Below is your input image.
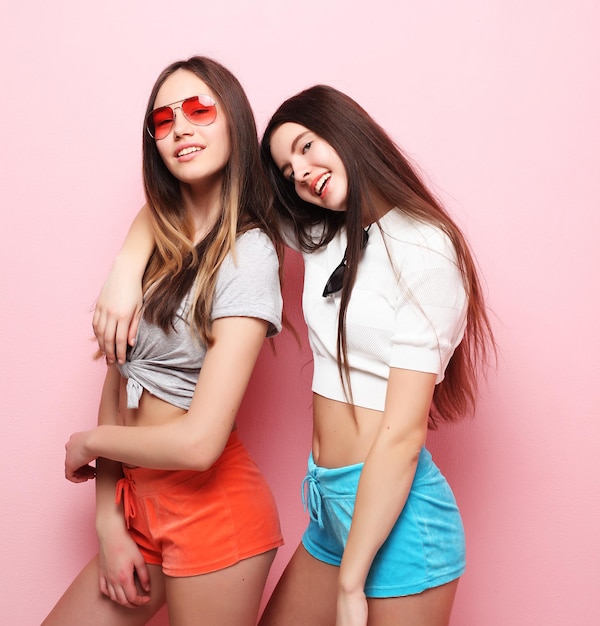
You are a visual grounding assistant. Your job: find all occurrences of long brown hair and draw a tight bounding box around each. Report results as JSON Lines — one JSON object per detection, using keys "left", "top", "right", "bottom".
{"left": 141, "top": 56, "right": 283, "bottom": 344}
{"left": 261, "top": 85, "right": 495, "bottom": 426}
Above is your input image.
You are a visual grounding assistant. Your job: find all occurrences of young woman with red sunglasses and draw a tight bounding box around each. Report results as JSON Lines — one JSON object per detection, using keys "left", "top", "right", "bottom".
{"left": 42, "top": 57, "right": 285, "bottom": 626}
{"left": 90, "top": 85, "right": 495, "bottom": 626}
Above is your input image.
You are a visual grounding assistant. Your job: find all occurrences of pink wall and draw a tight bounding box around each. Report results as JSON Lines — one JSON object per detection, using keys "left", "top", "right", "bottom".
{"left": 1, "top": 1, "right": 598, "bottom": 624}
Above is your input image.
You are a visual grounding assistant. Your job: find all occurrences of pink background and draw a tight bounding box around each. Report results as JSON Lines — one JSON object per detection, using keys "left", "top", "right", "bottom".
{"left": 1, "top": 1, "right": 599, "bottom": 624}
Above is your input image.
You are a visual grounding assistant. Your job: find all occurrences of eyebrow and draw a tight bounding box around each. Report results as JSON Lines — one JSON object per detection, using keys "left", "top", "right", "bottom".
{"left": 278, "top": 130, "right": 312, "bottom": 175}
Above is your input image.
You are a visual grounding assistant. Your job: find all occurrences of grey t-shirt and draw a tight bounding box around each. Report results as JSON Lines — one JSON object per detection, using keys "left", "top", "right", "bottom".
{"left": 118, "top": 229, "right": 282, "bottom": 410}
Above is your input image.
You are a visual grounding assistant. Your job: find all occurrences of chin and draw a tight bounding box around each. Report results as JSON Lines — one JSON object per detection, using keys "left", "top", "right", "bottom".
{"left": 323, "top": 199, "right": 346, "bottom": 212}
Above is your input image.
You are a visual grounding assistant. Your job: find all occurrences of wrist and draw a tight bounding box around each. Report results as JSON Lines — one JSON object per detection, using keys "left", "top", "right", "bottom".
{"left": 87, "top": 425, "right": 111, "bottom": 465}
{"left": 112, "top": 252, "right": 146, "bottom": 281}
{"left": 96, "top": 511, "right": 127, "bottom": 539}
{"left": 85, "top": 426, "right": 99, "bottom": 459}
{"left": 337, "top": 567, "right": 367, "bottom": 596}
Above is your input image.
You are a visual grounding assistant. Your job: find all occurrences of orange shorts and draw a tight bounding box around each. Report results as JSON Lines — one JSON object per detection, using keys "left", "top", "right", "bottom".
{"left": 115, "top": 431, "right": 283, "bottom": 577}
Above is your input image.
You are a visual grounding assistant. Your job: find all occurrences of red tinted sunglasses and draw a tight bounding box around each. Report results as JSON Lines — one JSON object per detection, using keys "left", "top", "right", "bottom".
{"left": 146, "top": 95, "right": 218, "bottom": 140}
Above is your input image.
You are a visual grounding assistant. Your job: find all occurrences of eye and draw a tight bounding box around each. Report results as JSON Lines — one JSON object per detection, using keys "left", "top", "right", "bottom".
{"left": 302, "top": 141, "right": 312, "bottom": 154}
{"left": 281, "top": 166, "right": 295, "bottom": 182}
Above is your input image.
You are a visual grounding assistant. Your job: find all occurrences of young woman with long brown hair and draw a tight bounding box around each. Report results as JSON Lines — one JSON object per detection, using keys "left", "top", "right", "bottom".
{"left": 42, "top": 56, "right": 284, "bottom": 626}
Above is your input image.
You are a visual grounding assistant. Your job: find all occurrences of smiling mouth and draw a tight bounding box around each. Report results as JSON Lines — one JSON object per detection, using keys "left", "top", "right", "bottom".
{"left": 315, "top": 172, "right": 331, "bottom": 196}
{"left": 177, "top": 146, "right": 203, "bottom": 157}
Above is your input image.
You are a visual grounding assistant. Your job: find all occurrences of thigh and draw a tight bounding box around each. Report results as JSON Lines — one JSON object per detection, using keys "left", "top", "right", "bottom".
{"left": 41, "top": 555, "right": 165, "bottom": 626}
{"left": 259, "top": 544, "right": 339, "bottom": 626}
{"left": 165, "top": 549, "right": 276, "bottom": 626}
{"left": 367, "top": 578, "right": 460, "bottom": 626}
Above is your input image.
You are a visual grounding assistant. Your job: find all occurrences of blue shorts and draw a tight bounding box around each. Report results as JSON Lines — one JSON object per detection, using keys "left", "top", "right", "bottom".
{"left": 301, "top": 448, "right": 465, "bottom": 597}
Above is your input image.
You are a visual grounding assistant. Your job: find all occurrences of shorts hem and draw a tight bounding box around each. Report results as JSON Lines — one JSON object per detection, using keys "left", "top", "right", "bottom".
{"left": 301, "top": 536, "right": 341, "bottom": 567}
{"left": 364, "top": 566, "right": 465, "bottom": 598}
{"left": 302, "top": 537, "right": 464, "bottom": 599}
{"left": 160, "top": 538, "right": 284, "bottom": 578}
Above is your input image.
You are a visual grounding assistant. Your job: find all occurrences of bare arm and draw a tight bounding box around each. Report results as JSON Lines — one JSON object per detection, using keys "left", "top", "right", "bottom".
{"left": 93, "top": 206, "right": 154, "bottom": 365}
{"left": 336, "top": 368, "right": 435, "bottom": 626}
{"left": 66, "top": 316, "right": 269, "bottom": 474}
{"left": 93, "top": 366, "right": 152, "bottom": 608}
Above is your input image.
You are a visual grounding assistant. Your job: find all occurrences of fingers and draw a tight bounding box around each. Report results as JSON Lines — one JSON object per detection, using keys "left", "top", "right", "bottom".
{"left": 114, "top": 318, "right": 131, "bottom": 366}
{"left": 93, "top": 310, "right": 136, "bottom": 365}
{"left": 100, "top": 574, "right": 150, "bottom": 608}
{"left": 97, "top": 530, "right": 153, "bottom": 609}
{"left": 92, "top": 307, "right": 108, "bottom": 358}
{"left": 101, "top": 318, "right": 119, "bottom": 365}
{"left": 133, "top": 556, "right": 151, "bottom": 595}
{"left": 125, "top": 308, "right": 142, "bottom": 356}
{"left": 107, "top": 582, "right": 143, "bottom": 608}
{"left": 121, "top": 576, "right": 151, "bottom": 607}
{"left": 99, "top": 574, "right": 109, "bottom": 597}
{"left": 93, "top": 307, "right": 114, "bottom": 364}
{"left": 65, "top": 464, "right": 96, "bottom": 483}
{"left": 92, "top": 306, "right": 103, "bottom": 348}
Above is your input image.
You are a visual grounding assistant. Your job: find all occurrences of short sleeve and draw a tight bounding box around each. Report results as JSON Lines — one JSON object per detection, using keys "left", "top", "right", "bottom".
{"left": 389, "top": 229, "right": 468, "bottom": 382}
{"left": 212, "top": 230, "right": 283, "bottom": 337}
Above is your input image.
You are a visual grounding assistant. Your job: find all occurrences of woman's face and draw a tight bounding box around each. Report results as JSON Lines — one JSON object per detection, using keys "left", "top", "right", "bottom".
{"left": 269, "top": 122, "right": 348, "bottom": 212}
{"left": 152, "top": 69, "right": 231, "bottom": 187}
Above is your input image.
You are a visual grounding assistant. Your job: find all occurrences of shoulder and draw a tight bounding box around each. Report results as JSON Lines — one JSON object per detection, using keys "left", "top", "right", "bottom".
{"left": 378, "top": 209, "right": 459, "bottom": 267}
{"left": 214, "top": 228, "right": 282, "bottom": 336}
{"left": 218, "top": 228, "right": 280, "bottom": 282}
{"left": 219, "top": 228, "right": 280, "bottom": 273}
{"left": 234, "top": 228, "right": 277, "bottom": 256}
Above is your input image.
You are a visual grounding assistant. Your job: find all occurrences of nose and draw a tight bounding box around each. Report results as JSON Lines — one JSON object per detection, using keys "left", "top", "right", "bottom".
{"left": 291, "top": 156, "right": 310, "bottom": 183}
{"left": 172, "top": 107, "right": 193, "bottom": 137}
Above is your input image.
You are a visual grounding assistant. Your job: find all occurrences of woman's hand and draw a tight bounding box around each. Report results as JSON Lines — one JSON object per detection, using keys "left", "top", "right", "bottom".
{"left": 337, "top": 588, "right": 368, "bottom": 626}
{"left": 93, "top": 206, "right": 154, "bottom": 365}
{"left": 98, "top": 526, "right": 151, "bottom": 608}
{"left": 64, "top": 430, "right": 97, "bottom": 483}
{"left": 93, "top": 273, "right": 143, "bottom": 366}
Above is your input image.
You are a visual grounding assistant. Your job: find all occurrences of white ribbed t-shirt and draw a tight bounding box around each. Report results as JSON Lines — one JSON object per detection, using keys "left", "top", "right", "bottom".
{"left": 299, "top": 209, "right": 468, "bottom": 411}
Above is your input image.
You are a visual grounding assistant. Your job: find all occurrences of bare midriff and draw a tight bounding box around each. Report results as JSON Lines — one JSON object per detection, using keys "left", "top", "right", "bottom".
{"left": 117, "top": 378, "right": 236, "bottom": 468}
{"left": 312, "top": 393, "right": 384, "bottom": 468}
{"left": 119, "top": 378, "right": 187, "bottom": 428}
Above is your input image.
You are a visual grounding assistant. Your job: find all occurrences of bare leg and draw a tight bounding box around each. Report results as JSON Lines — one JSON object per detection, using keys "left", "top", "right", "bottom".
{"left": 259, "top": 544, "right": 338, "bottom": 626}
{"left": 41, "top": 555, "right": 165, "bottom": 626}
{"left": 367, "top": 579, "right": 459, "bottom": 626}
{"left": 165, "top": 549, "right": 276, "bottom": 626}
{"left": 259, "top": 542, "right": 459, "bottom": 626}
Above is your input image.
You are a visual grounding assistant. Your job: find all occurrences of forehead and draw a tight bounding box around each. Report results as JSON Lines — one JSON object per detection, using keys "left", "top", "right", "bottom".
{"left": 154, "top": 69, "right": 214, "bottom": 107}
{"left": 269, "top": 122, "right": 311, "bottom": 166}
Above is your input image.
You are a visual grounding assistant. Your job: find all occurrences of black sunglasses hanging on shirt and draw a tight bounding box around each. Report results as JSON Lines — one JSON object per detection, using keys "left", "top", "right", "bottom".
{"left": 322, "top": 225, "right": 371, "bottom": 297}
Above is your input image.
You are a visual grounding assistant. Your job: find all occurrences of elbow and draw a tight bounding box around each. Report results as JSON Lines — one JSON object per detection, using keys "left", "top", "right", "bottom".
{"left": 173, "top": 414, "right": 233, "bottom": 472}
{"left": 405, "top": 441, "right": 424, "bottom": 469}
{"left": 385, "top": 429, "right": 426, "bottom": 467}
{"left": 393, "top": 438, "right": 423, "bottom": 469}
{"left": 179, "top": 438, "right": 223, "bottom": 472}
{"left": 190, "top": 456, "right": 219, "bottom": 473}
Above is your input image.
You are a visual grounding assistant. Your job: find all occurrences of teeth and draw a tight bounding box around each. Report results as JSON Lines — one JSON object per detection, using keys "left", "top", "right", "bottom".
{"left": 177, "top": 146, "right": 203, "bottom": 157}
{"left": 316, "top": 173, "right": 331, "bottom": 196}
